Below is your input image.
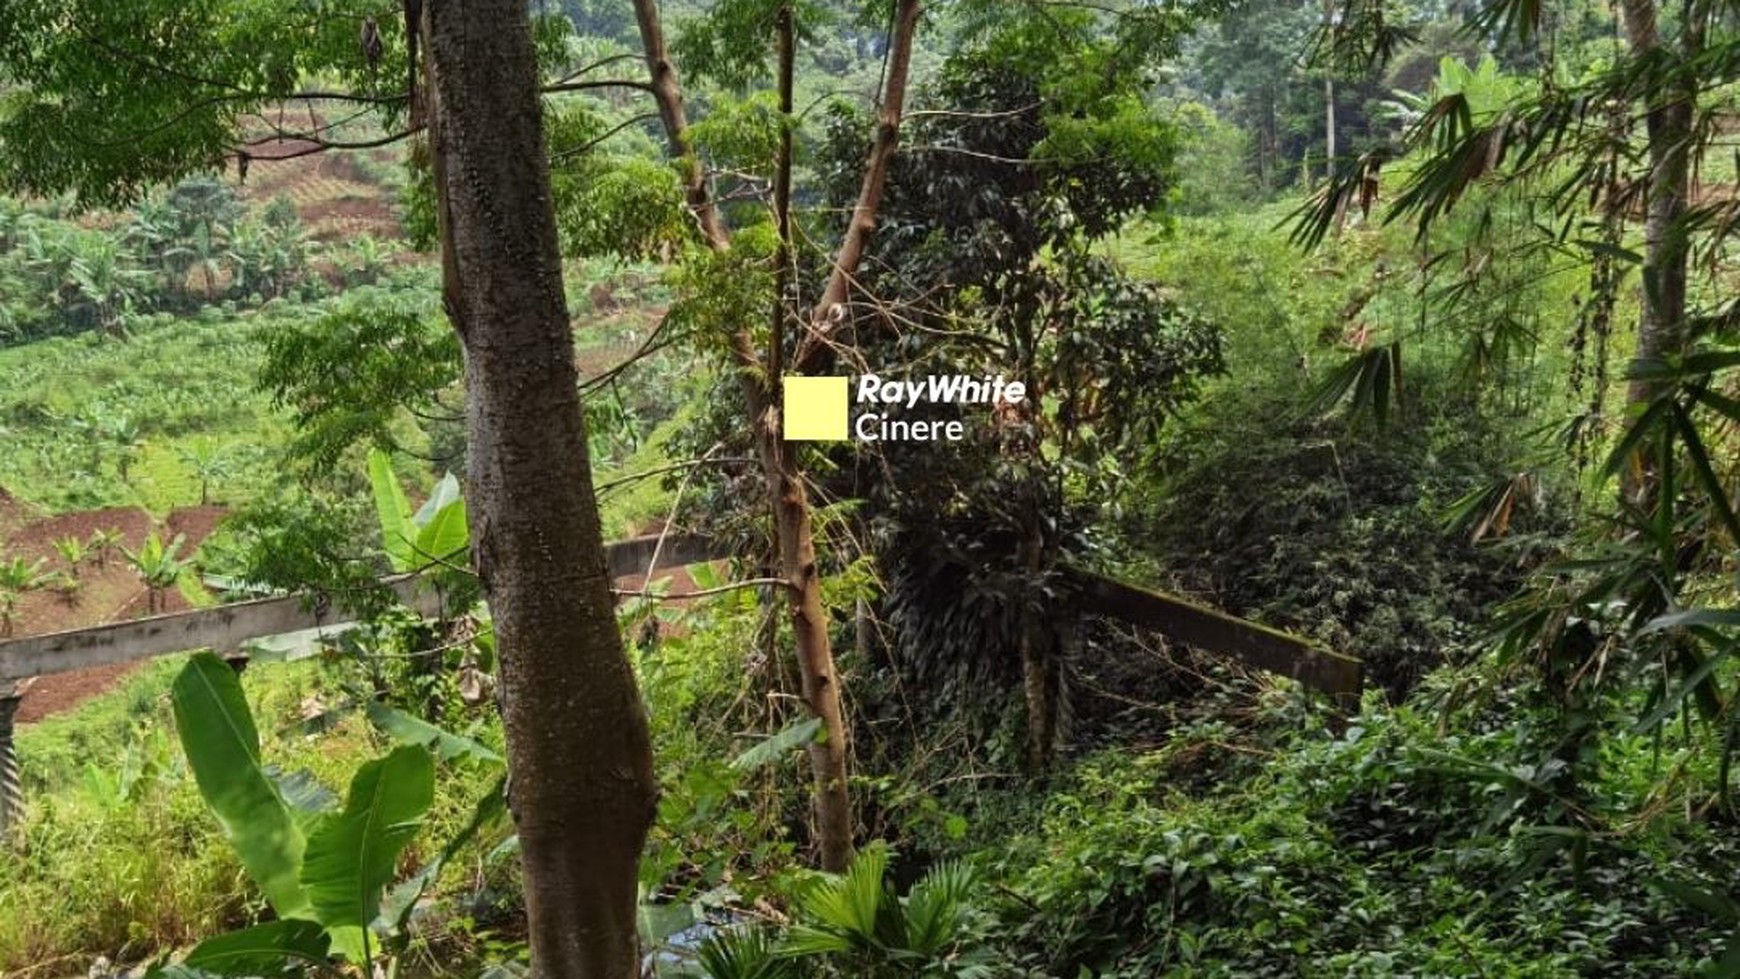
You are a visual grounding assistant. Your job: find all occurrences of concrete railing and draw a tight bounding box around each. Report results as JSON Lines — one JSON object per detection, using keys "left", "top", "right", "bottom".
{"left": 0, "top": 533, "right": 1359, "bottom": 832}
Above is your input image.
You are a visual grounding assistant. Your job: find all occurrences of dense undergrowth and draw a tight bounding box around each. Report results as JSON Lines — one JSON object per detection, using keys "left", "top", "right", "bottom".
{"left": 6, "top": 195, "right": 1740, "bottom": 979}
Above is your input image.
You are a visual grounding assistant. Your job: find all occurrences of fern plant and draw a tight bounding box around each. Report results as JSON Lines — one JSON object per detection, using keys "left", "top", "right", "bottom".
{"left": 691, "top": 845, "right": 993, "bottom": 979}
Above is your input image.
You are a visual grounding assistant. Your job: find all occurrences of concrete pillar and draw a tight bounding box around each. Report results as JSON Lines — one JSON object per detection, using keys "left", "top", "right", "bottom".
{"left": 0, "top": 687, "right": 20, "bottom": 835}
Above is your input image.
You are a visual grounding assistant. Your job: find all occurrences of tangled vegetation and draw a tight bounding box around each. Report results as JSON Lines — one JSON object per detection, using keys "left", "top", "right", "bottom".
{"left": 3, "top": 0, "right": 1740, "bottom": 976}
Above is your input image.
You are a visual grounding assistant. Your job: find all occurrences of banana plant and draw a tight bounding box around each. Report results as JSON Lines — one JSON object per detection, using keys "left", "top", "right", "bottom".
{"left": 53, "top": 535, "right": 89, "bottom": 579}
{"left": 65, "top": 236, "right": 149, "bottom": 336}
{"left": 150, "top": 652, "right": 452, "bottom": 977}
{"left": 368, "top": 448, "right": 469, "bottom": 576}
{"left": 178, "top": 440, "right": 235, "bottom": 505}
{"left": 87, "top": 526, "right": 124, "bottom": 569}
{"left": 347, "top": 234, "right": 388, "bottom": 286}
{"left": 0, "top": 554, "right": 52, "bottom": 592}
{"left": 0, "top": 554, "right": 51, "bottom": 636}
{"left": 124, "top": 532, "right": 191, "bottom": 613}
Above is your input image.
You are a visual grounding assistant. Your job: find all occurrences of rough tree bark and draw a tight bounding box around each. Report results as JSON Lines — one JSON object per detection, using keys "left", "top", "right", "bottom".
{"left": 425, "top": 3, "right": 657, "bottom": 976}
{"left": 632, "top": 0, "right": 729, "bottom": 250}
{"left": 1618, "top": 0, "right": 1696, "bottom": 501}
{"left": 632, "top": 0, "right": 922, "bottom": 873}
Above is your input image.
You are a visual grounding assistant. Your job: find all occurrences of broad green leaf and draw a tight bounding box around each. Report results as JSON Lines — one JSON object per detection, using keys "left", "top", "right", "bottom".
{"left": 171, "top": 652, "right": 309, "bottom": 918}
{"left": 381, "top": 776, "right": 508, "bottom": 935}
{"left": 300, "top": 745, "right": 436, "bottom": 962}
{"left": 413, "top": 497, "right": 469, "bottom": 568}
{"left": 176, "top": 572, "right": 218, "bottom": 608}
{"left": 268, "top": 766, "right": 340, "bottom": 833}
{"left": 731, "top": 717, "right": 822, "bottom": 771}
{"left": 366, "top": 700, "right": 502, "bottom": 765}
{"left": 690, "top": 560, "right": 725, "bottom": 590}
{"left": 1716, "top": 929, "right": 1740, "bottom": 979}
{"left": 180, "top": 919, "right": 331, "bottom": 976}
{"left": 412, "top": 472, "right": 463, "bottom": 526}
{"left": 368, "top": 448, "right": 416, "bottom": 573}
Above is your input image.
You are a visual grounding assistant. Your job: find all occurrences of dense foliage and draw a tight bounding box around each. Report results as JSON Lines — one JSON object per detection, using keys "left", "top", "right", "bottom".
{"left": 4, "top": 0, "right": 1740, "bottom": 976}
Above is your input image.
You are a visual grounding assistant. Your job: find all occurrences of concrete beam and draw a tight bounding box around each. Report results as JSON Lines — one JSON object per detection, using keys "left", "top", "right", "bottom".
{"left": 1065, "top": 565, "right": 1362, "bottom": 701}
{"left": 0, "top": 534, "right": 730, "bottom": 684}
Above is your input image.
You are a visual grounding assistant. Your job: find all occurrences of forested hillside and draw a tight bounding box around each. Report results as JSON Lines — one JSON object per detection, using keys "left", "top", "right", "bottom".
{"left": 1, "top": 0, "right": 1739, "bottom": 976}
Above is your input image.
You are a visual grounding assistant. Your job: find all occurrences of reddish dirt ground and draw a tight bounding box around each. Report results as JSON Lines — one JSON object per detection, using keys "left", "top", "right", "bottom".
{"left": 0, "top": 487, "right": 41, "bottom": 536}
{"left": 165, "top": 505, "right": 229, "bottom": 549}
{"left": 3, "top": 500, "right": 718, "bottom": 722}
{"left": 613, "top": 520, "right": 729, "bottom": 640}
{"left": 243, "top": 143, "right": 403, "bottom": 242}
{"left": 2, "top": 498, "right": 230, "bottom": 724}
{"left": 13, "top": 663, "right": 148, "bottom": 725}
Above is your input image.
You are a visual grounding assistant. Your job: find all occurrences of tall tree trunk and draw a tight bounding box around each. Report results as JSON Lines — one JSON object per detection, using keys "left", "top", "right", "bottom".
{"left": 759, "top": 0, "right": 854, "bottom": 874}
{"left": 632, "top": 0, "right": 921, "bottom": 873}
{"left": 632, "top": 0, "right": 728, "bottom": 250}
{"left": 425, "top": 3, "right": 656, "bottom": 977}
{"left": 1018, "top": 485, "right": 1058, "bottom": 771}
{"left": 756, "top": 406, "right": 856, "bottom": 869}
{"left": 1323, "top": 75, "right": 1336, "bottom": 184}
{"left": 1619, "top": 0, "right": 1696, "bottom": 500}
{"left": 1321, "top": 0, "right": 1336, "bottom": 184}
{"left": 792, "top": 0, "right": 924, "bottom": 373}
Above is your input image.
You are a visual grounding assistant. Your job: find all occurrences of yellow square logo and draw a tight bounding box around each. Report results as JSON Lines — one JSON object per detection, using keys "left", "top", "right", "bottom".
{"left": 782, "top": 375, "right": 849, "bottom": 441}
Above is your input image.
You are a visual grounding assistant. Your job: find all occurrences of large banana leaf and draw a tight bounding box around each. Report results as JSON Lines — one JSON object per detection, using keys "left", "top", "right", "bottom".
{"left": 178, "top": 919, "right": 331, "bottom": 976}
{"left": 368, "top": 448, "right": 416, "bottom": 572}
{"left": 300, "top": 744, "right": 436, "bottom": 962}
{"left": 171, "top": 652, "right": 309, "bottom": 918}
{"left": 408, "top": 471, "right": 469, "bottom": 572}
{"left": 380, "top": 774, "right": 509, "bottom": 936}
{"left": 366, "top": 700, "right": 502, "bottom": 765}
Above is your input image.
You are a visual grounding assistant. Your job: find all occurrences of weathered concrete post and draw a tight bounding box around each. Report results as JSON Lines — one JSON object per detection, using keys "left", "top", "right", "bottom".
{"left": 0, "top": 684, "right": 21, "bottom": 834}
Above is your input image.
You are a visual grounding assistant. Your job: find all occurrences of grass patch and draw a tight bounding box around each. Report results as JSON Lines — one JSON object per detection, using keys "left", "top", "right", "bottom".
{"left": 0, "top": 311, "right": 298, "bottom": 516}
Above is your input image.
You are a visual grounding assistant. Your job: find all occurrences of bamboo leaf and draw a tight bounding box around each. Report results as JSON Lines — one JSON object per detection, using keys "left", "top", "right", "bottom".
{"left": 1600, "top": 398, "right": 1671, "bottom": 480}
{"left": 1647, "top": 878, "right": 1740, "bottom": 921}
{"left": 1672, "top": 404, "right": 1740, "bottom": 545}
{"left": 1639, "top": 608, "right": 1740, "bottom": 634}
